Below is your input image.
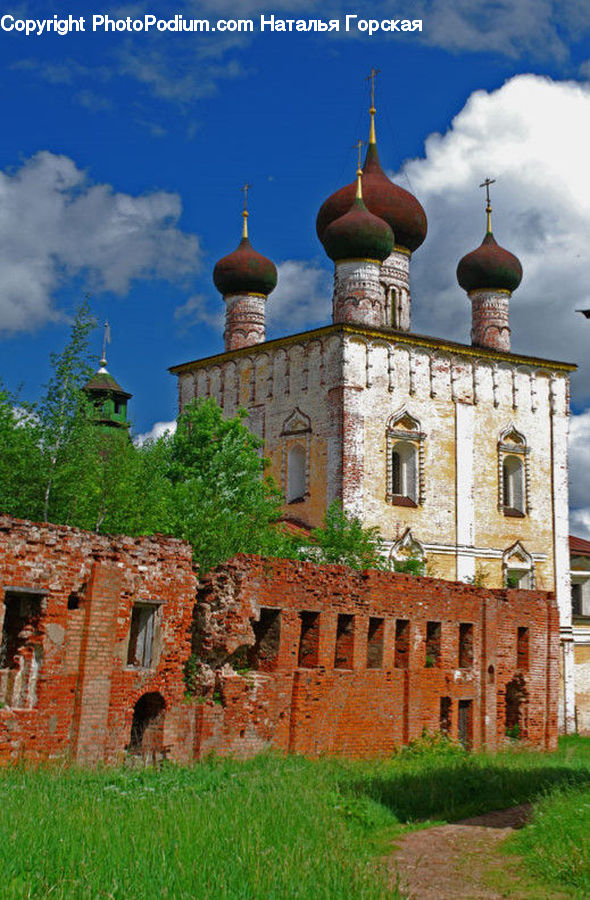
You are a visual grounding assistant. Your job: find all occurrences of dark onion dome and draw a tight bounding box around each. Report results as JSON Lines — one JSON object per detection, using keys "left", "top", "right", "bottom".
{"left": 457, "top": 231, "right": 523, "bottom": 293}
{"left": 321, "top": 172, "right": 394, "bottom": 263}
{"left": 213, "top": 214, "right": 277, "bottom": 297}
{"left": 316, "top": 142, "right": 427, "bottom": 253}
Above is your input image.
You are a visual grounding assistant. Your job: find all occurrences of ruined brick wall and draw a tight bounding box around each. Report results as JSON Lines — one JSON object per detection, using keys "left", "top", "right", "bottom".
{"left": 192, "top": 556, "right": 559, "bottom": 758}
{"left": 0, "top": 520, "right": 559, "bottom": 764}
{"left": 0, "top": 516, "right": 198, "bottom": 765}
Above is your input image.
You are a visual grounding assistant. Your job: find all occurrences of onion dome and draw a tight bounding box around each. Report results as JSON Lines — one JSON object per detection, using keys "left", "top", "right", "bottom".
{"left": 316, "top": 107, "right": 427, "bottom": 253}
{"left": 457, "top": 187, "right": 522, "bottom": 293}
{"left": 321, "top": 162, "right": 394, "bottom": 263}
{"left": 213, "top": 208, "right": 277, "bottom": 297}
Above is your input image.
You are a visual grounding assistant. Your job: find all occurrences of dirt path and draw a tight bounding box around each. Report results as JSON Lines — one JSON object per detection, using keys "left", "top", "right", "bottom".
{"left": 384, "top": 804, "right": 570, "bottom": 899}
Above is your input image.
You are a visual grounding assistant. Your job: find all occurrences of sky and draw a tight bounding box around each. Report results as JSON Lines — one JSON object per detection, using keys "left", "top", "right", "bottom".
{"left": 1, "top": 1, "right": 590, "bottom": 531}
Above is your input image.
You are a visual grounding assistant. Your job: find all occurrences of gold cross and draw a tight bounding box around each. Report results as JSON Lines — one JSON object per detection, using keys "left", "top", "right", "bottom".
{"left": 241, "top": 182, "right": 251, "bottom": 212}
{"left": 353, "top": 139, "right": 365, "bottom": 170}
{"left": 366, "top": 67, "right": 380, "bottom": 108}
{"left": 479, "top": 177, "right": 495, "bottom": 207}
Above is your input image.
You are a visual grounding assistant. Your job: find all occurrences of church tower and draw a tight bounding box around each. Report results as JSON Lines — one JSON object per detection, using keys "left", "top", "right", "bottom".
{"left": 83, "top": 322, "right": 131, "bottom": 430}
{"left": 316, "top": 70, "right": 427, "bottom": 331}
{"left": 457, "top": 179, "right": 523, "bottom": 352}
{"left": 213, "top": 186, "right": 277, "bottom": 352}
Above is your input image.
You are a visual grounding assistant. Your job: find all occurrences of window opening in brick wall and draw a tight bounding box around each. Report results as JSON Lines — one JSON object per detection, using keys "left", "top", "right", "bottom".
{"left": 458, "top": 699, "right": 473, "bottom": 748}
{"left": 127, "top": 604, "right": 157, "bottom": 668}
{"left": 440, "top": 697, "right": 452, "bottom": 735}
{"left": 367, "top": 617, "right": 384, "bottom": 669}
{"left": 129, "top": 691, "right": 166, "bottom": 757}
{"left": 298, "top": 611, "right": 320, "bottom": 668}
{"left": 0, "top": 591, "right": 44, "bottom": 709}
{"left": 334, "top": 614, "right": 355, "bottom": 669}
{"left": 249, "top": 608, "right": 281, "bottom": 671}
{"left": 425, "top": 621, "right": 441, "bottom": 667}
{"left": 394, "top": 619, "right": 410, "bottom": 668}
{"left": 505, "top": 674, "right": 528, "bottom": 740}
{"left": 516, "top": 627, "right": 529, "bottom": 671}
{"left": 459, "top": 623, "right": 474, "bottom": 669}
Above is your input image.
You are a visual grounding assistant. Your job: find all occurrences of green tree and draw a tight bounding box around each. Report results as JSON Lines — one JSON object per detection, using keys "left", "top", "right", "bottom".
{"left": 165, "top": 398, "right": 295, "bottom": 571}
{"left": 0, "top": 385, "right": 43, "bottom": 520}
{"left": 308, "top": 501, "right": 388, "bottom": 570}
{"left": 36, "top": 300, "right": 97, "bottom": 523}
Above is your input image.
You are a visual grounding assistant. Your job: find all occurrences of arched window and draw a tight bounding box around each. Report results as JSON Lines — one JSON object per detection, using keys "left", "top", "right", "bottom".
{"left": 391, "top": 441, "right": 418, "bottom": 503}
{"left": 503, "top": 541, "right": 534, "bottom": 589}
{"left": 503, "top": 455, "right": 524, "bottom": 515}
{"left": 386, "top": 409, "right": 424, "bottom": 507}
{"left": 498, "top": 426, "right": 529, "bottom": 517}
{"left": 287, "top": 444, "right": 306, "bottom": 503}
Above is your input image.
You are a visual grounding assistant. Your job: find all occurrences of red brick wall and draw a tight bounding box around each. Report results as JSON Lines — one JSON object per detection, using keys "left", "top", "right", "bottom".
{"left": 0, "top": 519, "right": 559, "bottom": 764}
{"left": 0, "top": 516, "right": 197, "bottom": 765}
{"left": 194, "top": 557, "right": 559, "bottom": 757}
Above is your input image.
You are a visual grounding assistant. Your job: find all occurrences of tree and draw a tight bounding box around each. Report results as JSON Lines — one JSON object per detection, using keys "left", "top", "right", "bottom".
{"left": 307, "top": 501, "right": 388, "bottom": 570}
{"left": 36, "top": 300, "right": 97, "bottom": 523}
{"left": 165, "top": 398, "right": 294, "bottom": 571}
{"left": 0, "top": 385, "right": 43, "bottom": 521}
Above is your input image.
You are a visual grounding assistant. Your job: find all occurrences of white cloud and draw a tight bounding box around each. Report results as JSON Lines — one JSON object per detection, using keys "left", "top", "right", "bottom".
{"left": 0, "top": 151, "right": 201, "bottom": 334}
{"left": 176, "top": 260, "right": 332, "bottom": 337}
{"left": 267, "top": 261, "right": 332, "bottom": 336}
{"left": 134, "top": 419, "right": 177, "bottom": 445}
{"left": 396, "top": 75, "right": 590, "bottom": 408}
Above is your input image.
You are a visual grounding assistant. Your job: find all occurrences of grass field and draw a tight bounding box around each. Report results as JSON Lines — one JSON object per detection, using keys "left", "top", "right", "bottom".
{"left": 0, "top": 736, "right": 589, "bottom": 899}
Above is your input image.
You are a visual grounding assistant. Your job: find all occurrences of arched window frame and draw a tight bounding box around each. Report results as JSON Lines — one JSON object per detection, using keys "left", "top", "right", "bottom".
{"left": 389, "top": 528, "right": 426, "bottom": 574}
{"left": 498, "top": 425, "right": 530, "bottom": 517}
{"left": 386, "top": 409, "right": 425, "bottom": 507}
{"left": 281, "top": 408, "right": 311, "bottom": 504}
{"left": 503, "top": 541, "right": 535, "bottom": 589}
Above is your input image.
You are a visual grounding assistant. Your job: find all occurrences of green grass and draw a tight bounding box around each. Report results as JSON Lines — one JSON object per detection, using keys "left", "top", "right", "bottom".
{"left": 0, "top": 737, "right": 589, "bottom": 899}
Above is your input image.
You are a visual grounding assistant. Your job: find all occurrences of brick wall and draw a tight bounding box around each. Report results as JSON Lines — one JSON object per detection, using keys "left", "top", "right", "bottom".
{"left": 0, "top": 517, "right": 559, "bottom": 764}
{"left": 193, "top": 556, "right": 559, "bottom": 757}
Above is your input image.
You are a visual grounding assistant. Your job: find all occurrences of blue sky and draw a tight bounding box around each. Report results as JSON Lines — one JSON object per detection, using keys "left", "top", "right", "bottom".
{"left": 2, "top": 1, "right": 590, "bottom": 528}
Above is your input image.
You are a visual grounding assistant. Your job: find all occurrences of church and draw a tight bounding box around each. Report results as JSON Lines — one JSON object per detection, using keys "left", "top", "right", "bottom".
{"left": 170, "top": 93, "right": 576, "bottom": 733}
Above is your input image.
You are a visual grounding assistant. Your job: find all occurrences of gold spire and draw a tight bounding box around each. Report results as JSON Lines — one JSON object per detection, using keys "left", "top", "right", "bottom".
{"left": 241, "top": 182, "right": 251, "bottom": 239}
{"left": 354, "top": 139, "right": 365, "bottom": 198}
{"left": 366, "top": 67, "right": 380, "bottom": 144}
{"left": 99, "top": 320, "right": 110, "bottom": 372}
{"left": 479, "top": 177, "right": 495, "bottom": 234}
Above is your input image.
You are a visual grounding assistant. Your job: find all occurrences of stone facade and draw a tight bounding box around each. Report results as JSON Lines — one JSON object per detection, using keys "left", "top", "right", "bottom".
{"left": 0, "top": 517, "right": 558, "bottom": 763}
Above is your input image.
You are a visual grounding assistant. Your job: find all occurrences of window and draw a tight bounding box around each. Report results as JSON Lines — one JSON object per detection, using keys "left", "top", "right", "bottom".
{"left": 394, "top": 619, "right": 410, "bottom": 669}
{"left": 287, "top": 444, "right": 306, "bottom": 503}
{"left": 458, "top": 623, "right": 474, "bottom": 669}
{"left": 458, "top": 699, "right": 473, "bottom": 748}
{"left": 386, "top": 409, "right": 424, "bottom": 507}
{"left": 127, "top": 604, "right": 158, "bottom": 668}
{"left": 281, "top": 408, "right": 311, "bottom": 504}
{"left": 0, "top": 589, "right": 45, "bottom": 709}
{"left": 334, "top": 614, "right": 354, "bottom": 669}
{"left": 250, "top": 608, "right": 281, "bottom": 671}
{"left": 503, "top": 456, "right": 524, "bottom": 515}
{"left": 391, "top": 441, "right": 418, "bottom": 504}
{"left": 572, "top": 583, "right": 583, "bottom": 617}
{"left": 298, "top": 612, "right": 320, "bottom": 668}
{"left": 425, "top": 622, "right": 441, "bottom": 668}
{"left": 367, "top": 617, "right": 384, "bottom": 669}
{"left": 498, "top": 426, "right": 529, "bottom": 516}
{"left": 503, "top": 542, "right": 534, "bottom": 590}
{"left": 440, "top": 697, "right": 452, "bottom": 735}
